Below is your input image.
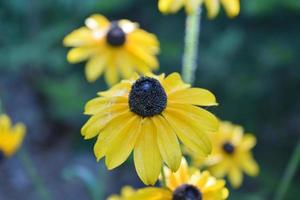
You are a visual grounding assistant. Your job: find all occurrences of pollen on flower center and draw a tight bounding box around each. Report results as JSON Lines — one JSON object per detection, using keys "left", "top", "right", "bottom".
{"left": 106, "top": 22, "right": 126, "bottom": 47}
{"left": 223, "top": 142, "right": 235, "bottom": 154}
{"left": 129, "top": 77, "right": 167, "bottom": 117}
{"left": 172, "top": 184, "right": 202, "bottom": 200}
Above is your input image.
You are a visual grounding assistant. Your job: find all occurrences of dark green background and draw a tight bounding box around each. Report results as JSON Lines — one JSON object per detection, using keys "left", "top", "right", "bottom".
{"left": 0, "top": 0, "right": 299, "bottom": 199}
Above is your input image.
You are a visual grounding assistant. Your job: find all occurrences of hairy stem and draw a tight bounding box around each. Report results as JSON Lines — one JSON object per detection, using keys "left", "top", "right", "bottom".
{"left": 182, "top": 6, "right": 202, "bottom": 84}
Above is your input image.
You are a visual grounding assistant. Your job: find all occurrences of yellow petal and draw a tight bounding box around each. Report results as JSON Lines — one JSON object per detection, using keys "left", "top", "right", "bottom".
{"left": 98, "top": 82, "right": 131, "bottom": 98}
{"left": 63, "top": 27, "right": 94, "bottom": 47}
{"left": 84, "top": 96, "right": 127, "bottom": 115}
{"left": 162, "top": 72, "right": 190, "bottom": 94}
{"left": 81, "top": 105, "right": 128, "bottom": 139}
{"left": 185, "top": 0, "right": 202, "bottom": 14}
{"left": 104, "top": 60, "right": 119, "bottom": 86}
{"left": 0, "top": 114, "right": 11, "bottom": 133}
{"left": 163, "top": 108, "right": 212, "bottom": 157}
{"left": 93, "top": 111, "right": 135, "bottom": 160}
{"left": 168, "top": 88, "right": 218, "bottom": 106}
{"left": 240, "top": 134, "right": 256, "bottom": 150}
{"left": 240, "top": 153, "right": 259, "bottom": 176}
{"left": 129, "top": 187, "right": 172, "bottom": 200}
{"left": 221, "top": 0, "right": 240, "bottom": 18}
{"left": 105, "top": 116, "right": 141, "bottom": 169}
{"left": 127, "top": 30, "right": 159, "bottom": 54}
{"left": 134, "top": 118, "right": 162, "bottom": 185}
{"left": 85, "top": 14, "right": 109, "bottom": 30}
{"left": 209, "top": 161, "right": 229, "bottom": 178}
{"left": 228, "top": 166, "right": 243, "bottom": 188}
{"left": 85, "top": 55, "right": 107, "bottom": 82}
{"left": 168, "top": 103, "right": 219, "bottom": 133}
{"left": 158, "top": 0, "right": 184, "bottom": 14}
{"left": 204, "top": 0, "right": 220, "bottom": 19}
{"left": 152, "top": 115, "right": 182, "bottom": 172}
{"left": 67, "top": 47, "right": 96, "bottom": 63}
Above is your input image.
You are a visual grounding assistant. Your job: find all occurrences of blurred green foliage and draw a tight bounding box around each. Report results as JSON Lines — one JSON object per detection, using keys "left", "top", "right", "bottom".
{"left": 0, "top": 0, "right": 299, "bottom": 199}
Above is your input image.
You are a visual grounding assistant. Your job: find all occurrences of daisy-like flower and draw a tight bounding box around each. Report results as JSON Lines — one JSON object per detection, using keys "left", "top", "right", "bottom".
{"left": 64, "top": 14, "right": 159, "bottom": 85}
{"left": 0, "top": 114, "right": 26, "bottom": 161}
{"left": 158, "top": 0, "right": 240, "bottom": 18}
{"left": 190, "top": 121, "right": 259, "bottom": 188}
{"left": 125, "top": 158, "right": 229, "bottom": 200}
{"left": 81, "top": 72, "right": 219, "bottom": 185}
{"left": 107, "top": 186, "right": 135, "bottom": 200}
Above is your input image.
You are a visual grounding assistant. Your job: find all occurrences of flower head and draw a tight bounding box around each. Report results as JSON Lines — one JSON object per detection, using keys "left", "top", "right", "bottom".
{"left": 64, "top": 14, "right": 159, "bottom": 85}
{"left": 124, "top": 158, "right": 228, "bottom": 200}
{"left": 81, "top": 72, "right": 219, "bottom": 185}
{"left": 190, "top": 121, "right": 259, "bottom": 188}
{"left": 0, "top": 114, "right": 26, "bottom": 160}
{"left": 158, "top": 0, "right": 240, "bottom": 18}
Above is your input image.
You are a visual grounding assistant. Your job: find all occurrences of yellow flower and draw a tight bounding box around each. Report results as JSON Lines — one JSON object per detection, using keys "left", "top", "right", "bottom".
{"left": 158, "top": 0, "right": 240, "bottom": 18}
{"left": 81, "top": 72, "right": 219, "bottom": 185}
{"left": 0, "top": 114, "right": 26, "bottom": 159}
{"left": 64, "top": 14, "right": 159, "bottom": 85}
{"left": 191, "top": 121, "right": 259, "bottom": 188}
{"left": 126, "top": 158, "right": 229, "bottom": 200}
{"left": 107, "top": 186, "right": 135, "bottom": 200}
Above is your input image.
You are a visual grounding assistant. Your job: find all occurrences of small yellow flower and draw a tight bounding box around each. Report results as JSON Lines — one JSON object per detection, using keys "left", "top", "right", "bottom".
{"left": 81, "top": 72, "right": 219, "bottom": 185}
{"left": 126, "top": 158, "right": 229, "bottom": 200}
{"left": 107, "top": 186, "right": 135, "bottom": 200}
{"left": 64, "top": 14, "right": 159, "bottom": 85}
{"left": 158, "top": 0, "right": 240, "bottom": 18}
{"left": 190, "top": 121, "right": 259, "bottom": 188}
{"left": 0, "top": 114, "right": 26, "bottom": 159}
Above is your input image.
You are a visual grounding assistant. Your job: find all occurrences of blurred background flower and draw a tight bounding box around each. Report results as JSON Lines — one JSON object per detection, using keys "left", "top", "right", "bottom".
{"left": 0, "top": 0, "right": 299, "bottom": 199}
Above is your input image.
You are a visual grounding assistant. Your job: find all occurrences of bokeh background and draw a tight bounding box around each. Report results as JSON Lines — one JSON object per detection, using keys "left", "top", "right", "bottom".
{"left": 0, "top": 0, "right": 300, "bottom": 199}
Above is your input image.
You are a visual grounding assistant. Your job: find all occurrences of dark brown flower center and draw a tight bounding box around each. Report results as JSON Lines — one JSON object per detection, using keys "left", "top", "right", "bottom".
{"left": 173, "top": 184, "right": 202, "bottom": 200}
{"left": 129, "top": 77, "right": 167, "bottom": 117}
{"left": 223, "top": 142, "right": 235, "bottom": 154}
{"left": 106, "top": 22, "right": 126, "bottom": 47}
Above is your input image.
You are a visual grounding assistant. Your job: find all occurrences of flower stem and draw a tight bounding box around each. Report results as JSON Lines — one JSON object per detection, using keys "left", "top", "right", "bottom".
{"left": 182, "top": 6, "right": 202, "bottom": 84}
{"left": 160, "top": 166, "right": 167, "bottom": 188}
{"left": 18, "top": 149, "right": 52, "bottom": 200}
{"left": 274, "top": 140, "right": 300, "bottom": 200}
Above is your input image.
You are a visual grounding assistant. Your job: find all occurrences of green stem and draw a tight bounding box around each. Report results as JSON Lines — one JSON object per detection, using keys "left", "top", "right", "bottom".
{"left": 160, "top": 166, "right": 167, "bottom": 188}
{"left": 18, "top": 149, "right": 52, "bottom": 200}
{"left": 274, "top": 140, "right": 300, "bottom": 200}
{"left": 182, "top": 6, "right": 202, "bottom": 84}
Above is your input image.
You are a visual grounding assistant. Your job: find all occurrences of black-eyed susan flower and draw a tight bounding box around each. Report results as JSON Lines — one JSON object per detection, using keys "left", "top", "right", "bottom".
{"left": 0, "top": 114, "right": 25, "bottom": 160}
{"left": 125, "top": 158, "right": 228, "bottom": 200}
{"left": 64, "top": 14, "right": 159, "bottom": 85}
{"left": 107, "top": 186, "right": 135, "bottom": 200}
{"left": 190, "top": 121, "right": 259, "bottom": 188}
{"left": 81, "top": 72, "right": 219, "bottom": 185}
{"left": 158, "top": 0, "right": 240, "bottom": 18}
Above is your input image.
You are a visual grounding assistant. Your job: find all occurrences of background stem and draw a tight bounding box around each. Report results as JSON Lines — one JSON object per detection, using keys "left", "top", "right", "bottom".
{"left": 182, "top": 6, "right": 202, "bottom": 84}
{"left": 274, "top": 140, "right": 300, "bottom": 200}
{"left": 18, "top": 149, "right": 51, "bottom": 200}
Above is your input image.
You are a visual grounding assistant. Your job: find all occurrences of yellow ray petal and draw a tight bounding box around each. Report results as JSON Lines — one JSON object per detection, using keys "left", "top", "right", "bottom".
{"left": 168, "top": 103, "right": 219, "bottom": 133}
{"left": 158, "top": 0, "right": 185, "bottom": 14}
{"left": 134, "top": 118, "right": 162, "bottom": 185}
{"left": 240, "top": 134, "right": 256, "bottom": 150}
{"left": 85, "top": 14, "right": 109, "bottom": 30}
{"left": 105, "top": 116, "right": 142, "bottom": 169}
{"left": 98, "top": 82, "right": 131, "bottom": 98}
{"left": 85, "top": 55, "right": 107, "bottom": 82}
{"left": 163, "top": 108, "right": 212, "bottom": 157}
{"left": 228, "top": 166, "right": 243, "bottom": 188}
{"left": 129, "top": 187, "right": 172, "bottom": 200}
{"left": 162, "top": 72, "right": 190, "bottom": 94}
{"left": 152, "top": 115, "right": 182, "bottom": 172}
{"left": 240, "top": 152, "right": 259, "bottom": 176}
{"left": 204, "top": 0, "right": 220, "bottom": 19}
{"left": 168, "top": 88, "right": 218, "bottom": 106}
{"left": 84, "top": 96, "right": 128, "bottom": 115}
{"left": 220, "top": 0, "right": 240, "bottom": 18}
{"left": 127, "top": 30, "right": 159, "bottom": 54}
{"left": 104, "top": 57, "right": 119, "bottom": 86}
{"left": 93, "top": 111, "right": 135, "bottom": 160}
{"left": 67, "top": 47, "right": 97, "bottom": 63}
{"left": 63, "top": 27, "right": 94, "bottom": 47}
{"left": 81, "top": 105, "right": 128, "bottom": 139}
{"left": 0, "top": 114, "right": 11, "bottom": 134}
